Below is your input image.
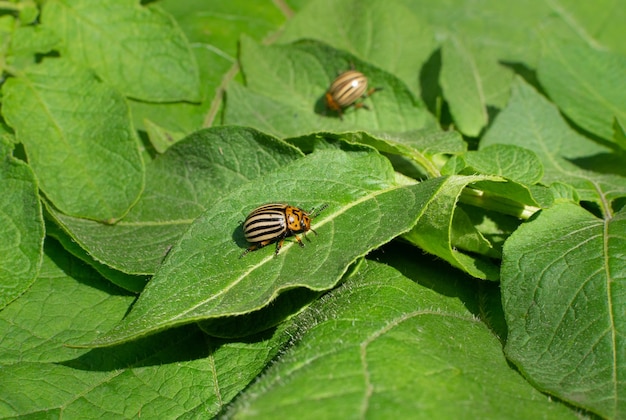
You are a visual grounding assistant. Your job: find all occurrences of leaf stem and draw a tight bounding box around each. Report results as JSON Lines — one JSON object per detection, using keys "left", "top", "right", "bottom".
{"left": 460, "top": 187, "right": 541, "bottom": 220}
{"left": 410, "top": 151, "right": 441, "bottom": 178}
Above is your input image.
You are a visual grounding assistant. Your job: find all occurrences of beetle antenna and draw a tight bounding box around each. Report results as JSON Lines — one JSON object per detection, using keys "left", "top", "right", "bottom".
{"left": 311, "top": 203, "right": 328, "bottom": 218}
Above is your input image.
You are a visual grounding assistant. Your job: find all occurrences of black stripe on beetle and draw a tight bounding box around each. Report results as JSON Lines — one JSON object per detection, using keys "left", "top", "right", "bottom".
{"left": 240, "top": 203, "right": 328, "bottom": 258}
{"left": 325, "top": 70, "right": 381, "bottom": 119}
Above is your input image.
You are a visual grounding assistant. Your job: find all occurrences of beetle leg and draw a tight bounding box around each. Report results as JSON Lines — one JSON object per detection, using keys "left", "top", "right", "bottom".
{"left": 273, "top": 230, "right": 290, "bottom": 256}
{"left": 366, "top": 87, "right": 383, "bottom": 97}
{"left": 240, "top": 239, "right": 271, "bottom": 258}
{"left": 274, "top": 237, "right": 286, "bottom": 256}
{"left": 294, "top": 235, "right": 305, "bottom": 247}
{"left": 353, "top": 86, "right": 382, "bottom": 113}
{"left": 239, "top": 244, "right": 257, "bottom": 258}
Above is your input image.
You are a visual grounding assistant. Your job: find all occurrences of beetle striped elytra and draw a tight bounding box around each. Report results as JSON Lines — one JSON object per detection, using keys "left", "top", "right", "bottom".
{"left": 239, "top": 203, "right": 328, "bottom": 258}
{"left": 325, "top": 69, "right": 381, "bottom": 119}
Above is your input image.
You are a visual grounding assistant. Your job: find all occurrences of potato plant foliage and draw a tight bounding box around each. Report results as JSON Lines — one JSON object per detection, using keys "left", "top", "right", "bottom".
{"left": 1, "top": 0, "right": 625, "bottom": 418}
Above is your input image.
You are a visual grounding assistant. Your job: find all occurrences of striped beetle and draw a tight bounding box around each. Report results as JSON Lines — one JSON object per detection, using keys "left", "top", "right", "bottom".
{"left": 240, "top": 203, "right": 328, "bottom": 258}
{"left": 325, "top": 69, "right": 380, "bottom": 119}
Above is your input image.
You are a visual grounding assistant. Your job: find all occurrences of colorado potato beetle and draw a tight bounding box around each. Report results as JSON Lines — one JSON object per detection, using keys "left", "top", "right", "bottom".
{"left": 325, "top": 70, "right": 380, "bottom": 119}
{"left": 240, "top": 203, "right": 328, "bottom": 258}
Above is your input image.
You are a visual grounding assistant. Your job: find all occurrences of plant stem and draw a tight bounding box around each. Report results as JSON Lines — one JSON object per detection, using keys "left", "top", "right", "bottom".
{"left": 460, "top": 187, "right": 541, "bottom": 220}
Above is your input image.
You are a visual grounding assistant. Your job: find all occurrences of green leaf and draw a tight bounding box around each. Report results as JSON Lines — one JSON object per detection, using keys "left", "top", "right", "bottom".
{"left": 0, "top": 152, "right": 44, "bottom": 309}
{"left": 224, "top": 258, "right": 575, "bottom": 418}
{"left": 538, "top": 40, "right": 626, "bottom": 143}
{"left": 17, "top": 1, "right": 39, "bottom": 24}
{"left": 455, "top": 203, "right": 522, "bottom": 259}
{"left": 502, "top": 204, "right": 626, "bottom": 419}
{"left": 8, "top": 25, "right": 61, "bottom": 66}
{"left": 548, "top": 182, "right": 580, "bottom": 205}
{"left": 2, "top": 58, "right": 145, "bottom": 221}
{"left": 143, "top": 118, "right": 186, "bottom": 154}
{"left": 482, "top": 77, "right": 626, "bottom": 209}
{"left": 0, "top": 241, "right": 135, "bottom": 364}
{"left": 403, "top": 175, "right": 502, "bottom": 280}
{"left": 615, "top": 117, "right": 626, "bottom": 149}
{"left": 288, "top": 129, "right": 466, "bottom": 179}
{"left": 0, "top": 15, "right": 14, "bottom": 58}
{"left": 41, "top": 0, "right": 200, "bottom": 102}
{"left": 0, "top": 328, "right": 286, "bottom": 418}
{"left": 2, "top": 3, "right": 624, "bottom": 416}
{"left": 440, "top": 35, "right": 489, "bottom": 137}
{"left": 537, "top": 0, "right": 626, "bottom": 56}
{"left": 368, "top": 129, "right": 467, "bottom": 157}
{"left": 403, "top": 1, "right": 536, "bottom": 117}
{"left": 46, "top": 126, "right": 303, "bottom": 275}
{"left": 45, "top": 222, "right": 148, "bottom": 293}
{"left": 0, "top": 135, "right": 11, "bottom": 155}
{"left": 162, "top": 0, "right": 285, "bottom": 55}
{"left": 451, "top": 144, "right": 544, "bottom": 185}
{"left": 401, "top": 1, "right": 546, "bottom": 66}
{"left": 470, "top": 183, "right": 542, "bottom": 222}
{"left": 86, "top": 149, "right": 443, "bottom": 347}
{"left": 130, "top": 0, "right": 285, "bottom": 138}
{"left": 279, "top": 0, "right": 437, "bottom": 96}
{"left": 197, "top": 287, "right": 323, "bottom": 339}
{"left": 450, "top": 206, "right": 499, "bottom": 258}
{"left": 225, "top": 38, "right": 437, "bottom": 138}
{"left": 0, "top": 242, "right": 286, "bottom": 418}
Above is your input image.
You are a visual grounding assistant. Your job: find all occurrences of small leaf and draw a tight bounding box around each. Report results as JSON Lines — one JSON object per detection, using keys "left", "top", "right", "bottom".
{"left": 0, "top": 151, "right": 44, "bottom": 309}
{"left": 538, "top": 40, "right": 626, "bottom": 143}
{"left": 8, "top": 25, "right": 61, "bottom": 62}
{"left": 0, "top": 15, "right": 13, "bottom": 56}
{"left": 403, "top": 175, "right": 502, "bottom": 280}
{"left": 2, "top": 58, "right": 145, "bottom": 221}
{"left": 457, "top": 144, "right": 544, "bottom": 185}
{"left": 224, "top": 259, "right": 575, "bottom": 418}
{"left": 86, "top": 149, "right": 443, "bottom": 347}
{"left": 549, "top": 182, "right": 580, "bottom": 204}
{"left": 47, "top": 127, "right": 303, "bottom": 275}
{"left": 143, "top": 118, "right": 186, "bottom": 154}
{"left": 42, "top": 0, "right": 201, "bottom": 102}
{"left": 455, "top": 203, "right": 522, "bottom": 259}
{"left": 502, "top": 204, "right": 626, "bottom": 418}
{"left": 440, "top": 35, "right": 489, "bottom": 137}
{"left": 482, "top": 77, "right": 626, "bottom": 207}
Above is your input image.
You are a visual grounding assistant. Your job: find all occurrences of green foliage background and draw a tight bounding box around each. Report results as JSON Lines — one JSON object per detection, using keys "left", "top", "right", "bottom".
{"left": 1, "top": 0, "right": 625, "bottom": 418}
